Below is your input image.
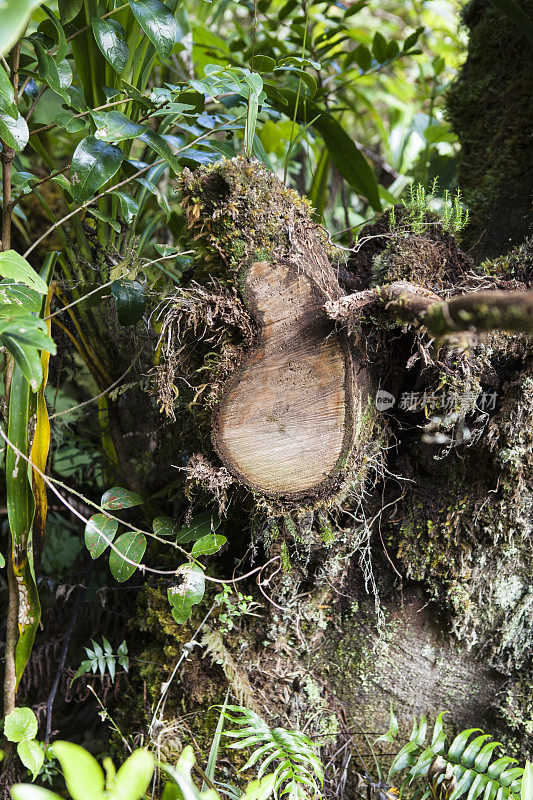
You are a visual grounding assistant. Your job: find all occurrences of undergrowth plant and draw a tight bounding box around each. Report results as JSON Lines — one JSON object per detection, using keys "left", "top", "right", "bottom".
{"left": 381, "top": 713, "right": 526, "bottom": 800}
{"left": 222, "top": 705, "right": 324, "bottom": 800}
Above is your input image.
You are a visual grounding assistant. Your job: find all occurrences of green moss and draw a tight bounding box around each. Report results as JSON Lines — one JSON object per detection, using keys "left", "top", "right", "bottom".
{"left": 446, "top": 0, "right": 533, "bottom": 256}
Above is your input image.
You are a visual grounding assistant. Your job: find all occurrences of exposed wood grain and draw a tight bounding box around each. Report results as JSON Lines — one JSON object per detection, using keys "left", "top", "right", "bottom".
{"left": 214, "top": 261, "right": 358, "bottom": 498}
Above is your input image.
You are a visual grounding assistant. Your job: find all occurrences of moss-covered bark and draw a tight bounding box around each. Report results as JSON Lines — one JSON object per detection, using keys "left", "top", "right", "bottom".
{"left": 447, "top": 0, "right": 533, "bottom": 258}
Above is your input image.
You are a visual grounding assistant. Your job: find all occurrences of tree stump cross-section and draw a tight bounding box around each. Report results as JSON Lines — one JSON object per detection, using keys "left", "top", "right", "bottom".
{"left": 213, "top": 260, "right": 363, "bottom": 501}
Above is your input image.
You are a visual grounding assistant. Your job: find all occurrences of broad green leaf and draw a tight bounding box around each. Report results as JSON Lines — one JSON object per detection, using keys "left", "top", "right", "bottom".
{"left": 253, "top": 55, "right": 276, "bottom": 72}
{"left": 0, "top": 111, "right": 29, "bottom": 151}
{"left": 129, "top": 0, "right": 178, "bottom": 59}
{"left": 4, "top": 708, "right": 38, "bottom": 742}
{"left": 111, "top": 190, "right": 139, "bottom": 223}
{"left": 11, "top": 786, "right": 63, "bottom": 800}
{"left": 101, "top": 487, "right": 143, "bottom": 509}
{"left": 139, "top": 129, "right": 181, "bottom": 173}
{"left": 51, "top": 741, "right": 105, "bottom": 800}
{"left": 0, "top": 0, "right": 47, "bottom": 56}
{"left": 70, "top": 136, "right": 123, "bottom": 204}
{"left": 42, "top": 8, "right": 68, "bottom": 61}
{"left": 85, "top": 513, "right": 118, "bottom": 559}
{"left": 191, "top": 534, "right": 227, "bottom": 557}
{"left": 1, "top": 334, "right": 43, "bottom": 391}
{"left": 0, "top": 252, "right": 47, "bottom": 294}
{"left": 111, "top": 279, "right": 147, "bottom": 326}
{"left": 92, "top": 17, "right": 129, "bottom": 74}
{"left": 449, "top": 729, "right": 483, "bottom": 762}
{"left": 32, "top": 40, "right": 71, "bottom": 102}
{"left": 0, "top": 314, "right": 55, "bottom": 352}
{"left": 167, "top": 564, "right": 205, "bottom": 624}
{"left": 176, "top": 512, "right": 220, "bottom": 543}
{"left": 58, "top": 0, "right": 83, "bottom": 23}
{"left": 108, "top": 749, "right": 155, "bottom": 800}
{"left": 17, "top": 739, "right": 44, "bottom": 781}
{"left": 92, "top": 110, "right": 145, "bottom": 142}
{"left": 403, "top": 26, "right": 425, "bottom": 51}
{"left": 109, "top": 532, "right": 147, "bottom": 582}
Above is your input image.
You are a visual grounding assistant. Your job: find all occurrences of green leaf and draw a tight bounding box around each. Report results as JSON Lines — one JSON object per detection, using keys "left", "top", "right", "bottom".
{"left": 110, "top": 279, "right": 147, "bottom": 326}
{"left": 0, "top": 0, "right": 47, "bottom": 57}
{"left": 522, "top": 761, "right": 532, "bottom": 800}
{"left": 88, "top": 208, "right": 121, "bottom": 233}
{"left": 51, "top": 741, "right": 105, "bottom": 800}
{"left": 108, "top": 749, "right": 155, "bottom": 800}
{"left": 70, "top": 136, "right": 123, "bottom": 204}
{"left": 372, "top": 31, "right": 388, "bottom": 62}
{"left": 0, "top": 314, "right": 55, "bottom": 352}
{"left": 85, "top": 513, "right": 118, "bottom": 559}
{"left": 17, "top": 739, "right": 44, "bottom": 781}
{"left": 0, "top": 252, "right": 47, "bottom": 294}
{"left": 253, "top": 55, "right": 276, "bottom": 72}
{"left": 139, "top": 129, "right": 181, "bottom": 173}
{"left": 92, "top": 17, "right": 129, "bottom": 74}
{"left": 92, "top": 110, "right": 145, "bottom": 143}
{"left": 129, "top": 0, "right": 178, "bottom": 59}
{"left": 191, "top": 534, "right": 227, "bottom": 558}
{"left": 175, "top": 512, "right": 220, "bottom": 544}
{"left": 4, "top": 708, "right": 38, "bottom": 743}
{"left": 32, "top": 41, "right": 72, "bottom": 102}
{"left": 403, "top": 26, "right": 425, "bottom": 51}
{"left": 153, "top": 517, "right": 177, "bottom": 536}
{"left": 0, "top": 65, "right": 15, "bottom": 115}
{"left": 101, "top": 487, "right": 143, "bottom": 509}
{"left": 449, "top": 730, "right": 483, "bottom": 762}
{"left": 109, "top": 532, "right": 147, "bottom": 582}
{"left": 58, "top": 0, "right": 83, "bottom": 23}
{"left": 111, "top": 191, "right": 139, "bottom": 223}
{"left": 1, "top": 335, "right": 43, "bottom": 391}
{"left": 11, "top": 786, "right": 63, "bottom": 800}
{"left": 0, "top": 111, "right": 29, "bottom": 151}
{"left": 167, "top": 564, "right": 205, "bottom": 624}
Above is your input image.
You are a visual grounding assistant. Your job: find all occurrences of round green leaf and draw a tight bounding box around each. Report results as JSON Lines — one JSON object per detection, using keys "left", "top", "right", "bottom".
{"left": 109, "top": 532, "right": 147, "bottom": 582}
{"left": 129, "top": 0, "right": 178, "bottom": 60}
{"left": 110, "top": 280, "right": 147, "bottom": 326}
{"left": 4, "top": 708, "right": 38, "bottom": 743}
{"left": 85, "top": 514, "right": 118, "bottom": 559}
{"left": 92, "top": 17, "right": 129, "bottom": 74}
{"left": 70, "top": 136, "right": 123, "bottom": 204}
{"left": 101, "top": 487, "right": 143, "bottom": 509}
{"left": 17, "top": 739, "right": 44, "bottom": 781}
{"left": 167, "top": 564, "right": 205, "bottom": 624}
{"left": 191, "top": 534, "right": 227, "bottom": 558}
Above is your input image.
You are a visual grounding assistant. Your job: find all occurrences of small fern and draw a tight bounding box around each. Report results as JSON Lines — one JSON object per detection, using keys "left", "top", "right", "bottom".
{"left": 222, "top": 705, "right": 324, "bottom": 800}
{"left": 387, "top": 714, "right": 524, "bottom": 800}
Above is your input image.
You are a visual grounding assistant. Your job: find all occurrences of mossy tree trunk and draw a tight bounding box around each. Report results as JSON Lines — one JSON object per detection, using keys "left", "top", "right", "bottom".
{"left": 123, "top": 7, "right": 533, "bottom": 786}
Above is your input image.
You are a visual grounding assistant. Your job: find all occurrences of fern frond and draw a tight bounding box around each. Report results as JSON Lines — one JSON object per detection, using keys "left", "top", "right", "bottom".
{"left": 222, "top": 705, "right": 323, "bottom": 800}
{"left": 388, "top": 715, "right": 525, "bottom": 800}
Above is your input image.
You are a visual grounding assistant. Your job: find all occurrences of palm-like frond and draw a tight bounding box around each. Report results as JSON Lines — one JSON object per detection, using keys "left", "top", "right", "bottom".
{"left": 222, "top": 706, "right": 324, "bottom": 800}
{"left": 388, "top": 714, "right": 524, "bottom": 800}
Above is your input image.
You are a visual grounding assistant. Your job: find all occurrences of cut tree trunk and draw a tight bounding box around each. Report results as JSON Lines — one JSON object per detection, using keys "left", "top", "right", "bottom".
{"left": 213, "top": 259, "right": 366, "bottom": 500}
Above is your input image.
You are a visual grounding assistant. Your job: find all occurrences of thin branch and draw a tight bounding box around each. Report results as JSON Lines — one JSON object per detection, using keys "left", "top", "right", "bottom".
{"left": 326, "top": 281, "right": 533, "bottom": 337}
